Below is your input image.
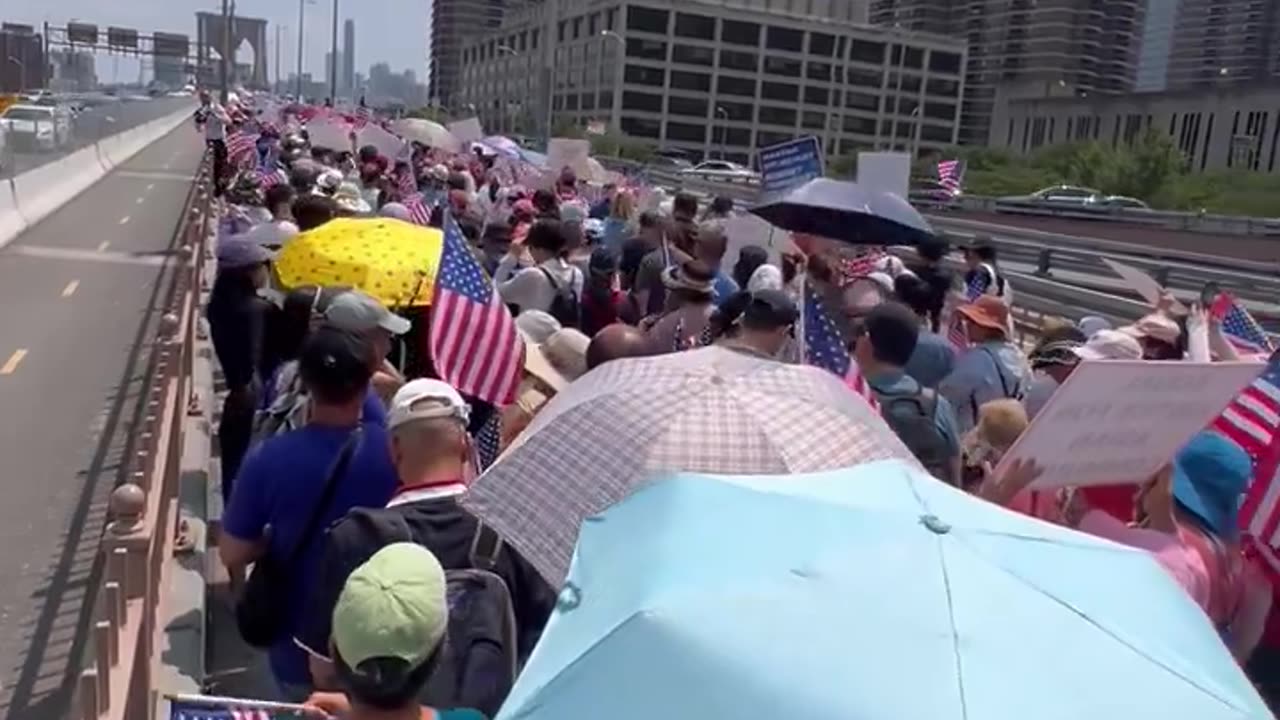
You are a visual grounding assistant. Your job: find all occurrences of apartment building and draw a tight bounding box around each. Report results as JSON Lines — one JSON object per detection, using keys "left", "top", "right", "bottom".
{"left": 870, "top": 0, "right": 1145, "bottom": 145}
{"left": 457, "top": 0, "right": 965, "bottom": 164}
{"left": 431, "top": 0, "right": 506, "bottom": 105}
{"left": 1162, "top": 0, "right": 1280, "bottom": 90}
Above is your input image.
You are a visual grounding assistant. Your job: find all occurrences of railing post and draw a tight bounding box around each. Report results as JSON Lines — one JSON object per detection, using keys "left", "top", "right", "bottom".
{"left": 106, "top": 484, "right": 149, "bottom": 601}
{"left": 1152, "top": 266, "right": 1170, "bottom": 288}
{"left": 1034, "top": 248, "right": 1053, "bottom": 277}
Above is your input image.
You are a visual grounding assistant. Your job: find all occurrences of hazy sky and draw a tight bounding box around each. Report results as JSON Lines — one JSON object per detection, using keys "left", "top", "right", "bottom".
{"left": 10, "top": 0, "right": 430, "bottom": 83}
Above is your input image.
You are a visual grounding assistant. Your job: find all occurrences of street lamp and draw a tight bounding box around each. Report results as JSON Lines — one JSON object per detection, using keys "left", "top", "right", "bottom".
{"left": 329, "top": 0, "right": 340, "bottom": 103}
{"left": 715, "top": 106, "right": 729, "bottom": 159}
{"left": 599, "top": 30, "right": 624, "bottom": 132}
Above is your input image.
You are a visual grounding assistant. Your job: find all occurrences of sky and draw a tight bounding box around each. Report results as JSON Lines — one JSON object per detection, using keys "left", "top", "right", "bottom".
{"left": 10, "top": 0, "right": 430, "bottom": 84}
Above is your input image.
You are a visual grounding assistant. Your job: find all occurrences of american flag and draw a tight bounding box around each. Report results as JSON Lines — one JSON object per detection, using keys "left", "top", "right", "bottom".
{"left": 170, "top": 701, "right": 291, "bottom": 719}
{"left": 226, "top": 130, "right": 257, "bottom": 169}
{"left": 1220, "top": 352, "right": 1280, "bottom": 580}
{"left": 429, "top": 213, "right": 524, "bottom": 406}
{"left": 839, "top": 249, "right": 888, "bottom": 282}
{"left": 1211, "top": 292, "right": 1274, "bottom": 359}
{"left": 946, "top": 271, "right": 987, "bottom": 349}
{"left": 394, "top": 164, "right": 432, "bottom": 225}
{"left": 801, "top": 283, "right": 879, "bottom": 411}
{"left": 474, "top": 411, "right": 503, "bottom": 471}
{"left": 936, "top": 159, "right": 964, "bottom": 195}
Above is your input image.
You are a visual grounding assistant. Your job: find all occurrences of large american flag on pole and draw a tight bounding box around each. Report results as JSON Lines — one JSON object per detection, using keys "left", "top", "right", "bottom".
{"left": 226, "top": 130, "right": 257, "bottom": 169}
{"left": 802, "top": 282, "right": 879, "bottom": 411}
{"left": 936, "top": 159, "right": 964, "bottom": 196}
{"left": 1220, "top": 351, "right": 1280, "bottom": 581}
{"left": 429, "top": 213, "right": 524, "bottom": 406}
{"left": 1211, "top": 292, "right": 1274, "bottom": 359}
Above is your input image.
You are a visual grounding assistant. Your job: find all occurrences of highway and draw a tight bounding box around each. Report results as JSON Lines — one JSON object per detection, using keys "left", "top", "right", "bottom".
{"left": 0, "top": 121, "right": 202, "bottom": 719}
{"left": 1, "top": 97, "right": 193, "bottom": 180}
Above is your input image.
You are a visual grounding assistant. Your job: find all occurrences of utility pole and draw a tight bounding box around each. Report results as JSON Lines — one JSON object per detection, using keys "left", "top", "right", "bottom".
{"left": 295, "top": 0, "right": 306, "bottom": 98}
{"left": 219, "top": 0, "right": 230, "bottom": 102}
{"left": 329, "top": 0, "right": 339, "bottom": 103}
{"left": 274, "top": 25, "right": 281, "bottom": 92}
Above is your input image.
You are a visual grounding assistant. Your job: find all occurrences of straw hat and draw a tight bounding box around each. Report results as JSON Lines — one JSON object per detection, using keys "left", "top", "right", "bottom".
{"left": 523, "top": 328, "right": 591, "bottom": 392}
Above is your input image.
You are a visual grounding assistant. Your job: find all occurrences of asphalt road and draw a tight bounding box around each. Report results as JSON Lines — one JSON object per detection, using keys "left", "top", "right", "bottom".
{"left": 0, "top": 121, "right": 202, "bottom": 720}
{"left": 1, "top": 98, "right": 193, "bottom": 180}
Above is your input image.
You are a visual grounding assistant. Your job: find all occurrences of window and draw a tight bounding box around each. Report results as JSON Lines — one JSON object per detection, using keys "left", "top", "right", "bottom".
{"left": 581, "top": 92, "right": 596, "bottom": 110}
{"left": 893, "top": 97, "right": 919, "bottom": 116}
{"left": 606, "top": 9, "right": 617, "bottom": 30}
{"left": 762, "top": 81, "right": 798, "bottom": 102}
{"left": 804, "top": 86, "right": 828, "bottom": 105}
{"left": 622, "top": 91, "right": 663, "bottom": 112}
{"left": 719, "top": 126, "right": 751, "bottom": 146}
{"left": 621, "top": 116, "right": 660, "bottom": 137}
{"left": 566, "top": 94, "right": 580, "bottom": 110}
{"left": 846, "top": 67, "right": 882, "bottom": 88}
{"left": 722, "top": 19, "right": 760, "bottom": 46}
{"left": 573, "top": 17, "right": 582, "bottom": 39}
{"left": 923, "top": 101, "right": 956, "bottom": 121}
{"left": 716, "top": 101, "right": 753, "bottom": 121}
{"left": 892, "top": 74, "right": 921, "bottom": 92}
{"left": 842, "top": 115, "right": 876, "bottom": 134}
{"left": 758, "top": 105, "right": 797, "bottom": 126}
{"left": 928, "top": 50, "right": 962, "bottom": 74}
{"left": 802, "top": 110, "right": 826, "bottom": 130}
{"left": 717, "top": 75, "right": 756, "bottom": 97}
{"left": 558, "top": 21, "right": 566, "bottom": 43}
{"left": 666, "top": 121, "right": 706, "bottom": 142}
{"left": 670, "top": 70, "right": 711, "bottom": 91}
{"left": 848, "top": 38, "right": 885, "bottom": 64}
{"left": 626, "top": 38, "right": 667, "bottom": 60}
{"left": 599, "top": 90, "right": 613, "bottom": 108}
{"left": 764, "top": 56, "right": 802, "bottom": 77}
{"left": 926, "top": 77, "right": 959, "bottom": 96}
{"left": 757, "top": 130, "right": 791, "bottom": 147}
{"left": 668, "top": 95, "right": 708, "bottom": 117}
{"left": 807, "top": 61, "right": 832, "bottom": 81}
{"left": 674, "top": 12, "right": 716, "bottom": 39}
{"left": 589, "top": 14, "right": 598, "bottom": 35}
{"left": 809, "top": 32, "right": 835, "bottom": 57}
{"left": 766, "top": 26, "right": 804, "bottom": 52}
{"left": 921, "top": 124, "right": 954, "bottom": 143}
{"left": 672, "top": 44, "right": 715, "bottom": 66}
{"left": 719, "top": 49, "right": 758, "bottom": 72}
{"left": 625, "top": 64, "right": 665, "bottom": 86}
{"left": 891, "top": 46, "right": 923, "bottom": 69}
{"left": 844, "top": 92, "right": 879, "bottom": 112}
{"left": 626, "top": 6, "right": 669, "bottom": 33}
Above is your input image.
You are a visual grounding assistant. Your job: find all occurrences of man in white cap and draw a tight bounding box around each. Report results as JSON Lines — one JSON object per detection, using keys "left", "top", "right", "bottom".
{"left": 298, "top": 379, "right": 555, "bottom": 690}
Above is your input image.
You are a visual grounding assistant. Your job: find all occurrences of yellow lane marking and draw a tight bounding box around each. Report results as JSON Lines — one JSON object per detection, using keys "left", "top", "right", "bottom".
{"left": 0, "top": 349, "right": 28, "bottom": 375}
{"left": 61, "top": 280, "right": 79, "bottom": 298}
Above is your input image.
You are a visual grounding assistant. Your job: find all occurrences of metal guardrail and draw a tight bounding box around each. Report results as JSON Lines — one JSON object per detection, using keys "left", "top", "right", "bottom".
{"left": 73, "top": 155, "right": 211, "bottom": 720}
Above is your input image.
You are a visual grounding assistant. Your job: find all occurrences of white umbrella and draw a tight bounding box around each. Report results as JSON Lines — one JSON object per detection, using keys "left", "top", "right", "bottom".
{"left": 389, "top": 118, "right": 461, "bottom": 153}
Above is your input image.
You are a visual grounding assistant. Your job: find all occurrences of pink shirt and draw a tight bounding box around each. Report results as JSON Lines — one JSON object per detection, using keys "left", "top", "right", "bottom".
{"left": 1078, "top": 510, "right": 1214, "bottom": 608}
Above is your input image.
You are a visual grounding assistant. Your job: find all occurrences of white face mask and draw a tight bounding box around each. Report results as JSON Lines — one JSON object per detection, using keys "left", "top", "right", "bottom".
{"left": 1022, "top": 372, "right": 1060, "bottom": 419}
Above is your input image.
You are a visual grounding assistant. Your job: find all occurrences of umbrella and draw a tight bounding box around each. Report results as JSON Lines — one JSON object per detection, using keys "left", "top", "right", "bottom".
{"left": 498, "top": 463, "right": 1272, "bottom": 720}
{"left": 480, "top": 135, "right": 523, "bottom": 159}
{"left": 459, "top": 345, "right": 915, "bottom": 585}
{"left": 274, "top": 217, "right": 442, "bottom": 307}
{"left": 751, "top": 177, "right": 935, "bottom": 246}
{"left": 389, "top": 118, "right": 462, "bottom": 153}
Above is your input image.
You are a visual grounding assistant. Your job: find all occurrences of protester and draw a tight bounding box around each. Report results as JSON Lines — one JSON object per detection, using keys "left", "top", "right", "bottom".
{"left": 494, "top": 220, "right": 584, "bottom": 322}
{"left": 632, "top": 220, "right": 696, "bottom": 318}
{"left": 855, "top": 302, "right": 962, "bottom": 484}
{"left": 586, "top": 323, "right": 652, "bottom": 370}
{"left": 940, "top": 295, "right": 1033, "bottom": 434}
{"left": 293, "top": 194, "right": 339, "bottom": 232}
{"left": 962, "top": 239, "right": 1010, "bottom": 301}
{"left": 1078, "top": 315, "right": 1112, "bottom": 338}
{"left": 906, "top": 237, "right": 953, "bottom": 331}
{"left": 301, "top": 543, "right": 488, "bottom": 720}
{"left": 644, "top": 260, "right": 718, "bottom": 353}
{"left": 1022, "top": 326, "right": 1086, "bottom": 419}
{"left": 1120, "top": 313, "right": 1185, "bottom": 360}
{"left": 478, "top": 221, "right": 513, "bottom": 275}
{"left": 959, "top": 399, "right": 1029, "bottom": 491}
{"left": 895, "top": 274, "right": 956, "bottom": 389}
{"left": 589, "top": 182, "right": 617, "bottom": 219}
{"left": 602, "top": 190, "right": 635, "bottom": 252}
{"left": 196, "top": 90, "right": 231, "bottom": 195}
{"left": 619, "top": 211, "right": 663, "bottom": 290}
{"left": 580, "top": 246, "right": 627, "bottom": 337}
{"left": 693, "top": 224, "right": 739, "bottom": 306}
{"left": 297, "top": 380, "right": 555, "bottom": 689}
{"left": 701, "top": 195, "right": 735, "bottom": 229}
{"left": 733, "top": 246, "right": 770, "bottom": 291}
{"left": 322, "top": 290, "right": 410, "bottom": 404}
{"left": 242, "top": 184, "right": 299, "bottom": 250}
{"left": 514, "top": 310, "right": 561, "bottom": 345}
{"left": 221, "top": 327, "right": 399, "bottom": 700}
{"left": 719, "top": 290, "right": 798, "bottom": 359}
{"left": 208, "top": 240, "right": 275, "bottom": 502}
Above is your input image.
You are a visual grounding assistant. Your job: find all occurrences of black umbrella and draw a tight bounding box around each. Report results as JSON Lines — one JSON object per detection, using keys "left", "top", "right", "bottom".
{"left": 750, "top": 178, "right": 935, "bottom": 246}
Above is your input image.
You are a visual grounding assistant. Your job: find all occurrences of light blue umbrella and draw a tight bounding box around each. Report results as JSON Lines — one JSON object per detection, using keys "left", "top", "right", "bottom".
{"left": 498, "top": 460, "right": 1270, "bottom": 720}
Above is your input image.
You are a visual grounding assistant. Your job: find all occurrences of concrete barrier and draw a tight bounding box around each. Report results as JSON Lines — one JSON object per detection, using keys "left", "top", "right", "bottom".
{"left": 0, "top": 104, "right": 194, "bottom": 250}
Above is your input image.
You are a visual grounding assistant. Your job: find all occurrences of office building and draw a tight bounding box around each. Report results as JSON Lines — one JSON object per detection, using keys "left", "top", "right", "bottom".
{"left": 47, "top": 49, "right": 97, "bottom": 92}
{"left": 458, "top": 0, "right": 961, "bottom": 164}
{"left": 991, "top": 83, "right": 1280, "bottom": 174}
{"left": 343, "top": 19, "right": 357, "bottom": 96}
{"left": 0, "top": 27, "right": 43, "bottom": 92}
{"left": 1160, "top": 0, "right": 1280, "bottom": 91}
{"left": 325, "top": 51, "right": 346, "bottom": 94}
{"left": 870, "top": 0, "right": 1146, "bottom": 145}
{"left": 431, "top": 0, "right": 506, "bottom": 105}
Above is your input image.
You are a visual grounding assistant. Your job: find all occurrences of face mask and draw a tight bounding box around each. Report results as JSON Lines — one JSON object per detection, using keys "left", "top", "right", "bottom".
{"left": 1022, "top": 372, "right": 1059, "bottom": 419}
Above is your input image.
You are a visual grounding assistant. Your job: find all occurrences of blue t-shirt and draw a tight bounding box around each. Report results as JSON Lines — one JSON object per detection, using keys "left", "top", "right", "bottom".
{"left": 711, "top": 271, "right": 739, "bottom": 307}
{"left": 223, "top": 421, "right": 399, "bottom": 685}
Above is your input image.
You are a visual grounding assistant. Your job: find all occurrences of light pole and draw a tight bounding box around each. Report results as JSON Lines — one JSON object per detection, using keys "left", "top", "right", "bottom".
{"left": 219, "top": 0, "right": 234, "bottom": 102}
{"left": 329, "top": 0, "right": 340, "bottom": 103}
{"left": 599, "top": 30, "right": 623, "bottom": 132}
{"left": 274, "top": 25, "right": 284, "bottom": 92}
{"left": 6, "top": 57, "right": 25, "bottom": 91}
{"left": 296, "top": 0, "right": 310, "bottom": 98}
{"left": 497, "top": 45, "right": 522, "bottom": 134}
{"left": 714, "top": 106, "right": 728, "bottom": 159}
{"left": 908, "top": 106, "right": 921, "bottom": 159}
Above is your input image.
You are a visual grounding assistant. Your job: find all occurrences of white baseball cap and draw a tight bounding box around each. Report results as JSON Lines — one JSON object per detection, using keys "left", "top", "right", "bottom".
{"left": 1072, "top": 329, "right": 1143, "bottom": 361}
{"left": 388, "top": 379, "right": 470, "bottom": 429}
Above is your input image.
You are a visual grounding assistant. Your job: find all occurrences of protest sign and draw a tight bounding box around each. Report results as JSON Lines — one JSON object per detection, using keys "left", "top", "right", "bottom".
{"left": 306, "top": 120, "right": 352, "bottom": 152}
{"left": 547, "top": 138, "right": 592, "bottom": 177}
{"left": 357, "top": 124, "right": 407, "bottom": 159}
{"left": 996, "top": 360, "right": 1263, "bottom": 489}
{"left": 759, "top": 136, "right": 823, "bottom": 200}
{"left": 1102, "top": 257, "right": 1187, "bottom": 313}
{"left": 447, "top": 117, "right": 485, "bottom": 144}
{"left": 856, "top": 152, "right": 911, "bottom": 199}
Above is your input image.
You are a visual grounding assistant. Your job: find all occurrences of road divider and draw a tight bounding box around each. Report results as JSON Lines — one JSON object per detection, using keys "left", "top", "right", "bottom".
{"left": 0, "top": 104, "right": 196, "bottom": 251}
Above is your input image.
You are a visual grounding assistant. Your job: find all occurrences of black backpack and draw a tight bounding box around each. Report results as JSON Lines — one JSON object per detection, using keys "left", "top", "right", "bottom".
{"left": 872, "top": 385, "right": 958, "bottom": 486}
{"left": 539, "top": 267, "right": 581, "bottom": 329}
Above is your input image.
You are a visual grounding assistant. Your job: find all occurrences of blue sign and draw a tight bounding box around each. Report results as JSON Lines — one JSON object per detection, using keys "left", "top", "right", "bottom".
{"left": 758, "top": 136, "right": 823, "bottom": 199}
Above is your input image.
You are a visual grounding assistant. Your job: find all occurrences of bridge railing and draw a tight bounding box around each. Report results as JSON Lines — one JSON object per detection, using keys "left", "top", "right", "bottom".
{"left": 72, "top": 154, "right": 212, "bottom": 720}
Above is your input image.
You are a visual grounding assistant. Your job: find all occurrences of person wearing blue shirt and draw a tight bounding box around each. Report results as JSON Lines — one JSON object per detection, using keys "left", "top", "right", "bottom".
{"left": 220, "top": 327, "right": 399, "bottom": 700}
{"left": 694, "top": 223, "right": 740, "bottom": 307}
{"left": 854, "top": 302, "right": 962, "bottom": 485}
{"left": 894, "top": 274, "right": 957, "bottom": 389}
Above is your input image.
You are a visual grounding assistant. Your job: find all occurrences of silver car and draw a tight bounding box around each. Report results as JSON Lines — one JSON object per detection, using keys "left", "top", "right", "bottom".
{"left": 0, "top": 105, "right": 70, "bottom": 152}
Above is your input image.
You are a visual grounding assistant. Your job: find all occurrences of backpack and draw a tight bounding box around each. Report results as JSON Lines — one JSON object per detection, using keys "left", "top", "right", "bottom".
{"left": 872, "top": 383, "right": 958, "bottom": 485}
{"left": 418, "top": 524, "right": 520, "bottom": 718}
{"left": 966, "top": 346, "right": 1025, "bottom": 427}
{"left": 251, "top": 361, "right": 309, "bottom": 446}
{"left": 539, "top": 267, "right": 582, "bottom": 329}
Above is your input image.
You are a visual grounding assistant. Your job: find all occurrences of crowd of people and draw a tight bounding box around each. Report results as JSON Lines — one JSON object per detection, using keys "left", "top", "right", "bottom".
{"left": 196, "top": 90, "right": 1280, "bottom": 719}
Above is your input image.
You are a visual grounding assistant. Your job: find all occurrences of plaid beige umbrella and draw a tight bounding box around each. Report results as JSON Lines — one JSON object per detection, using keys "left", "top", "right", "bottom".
{"left": 460, "top": 345, "right": 917, "bottom": 586}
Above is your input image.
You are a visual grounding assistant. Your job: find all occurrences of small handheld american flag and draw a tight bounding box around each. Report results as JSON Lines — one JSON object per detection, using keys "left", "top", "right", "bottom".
{"left": 396, "top": 164, "right": 433, "bottom": 226}
{"left": 1210, "top": 292, "right": 1274, "bottom": 359}
{"left": 946, "top": 272, "right": 986, "bottom": 350}
{"left": 226, "top": 130, "right": 257, "bottom": 169}
{"left": 801, "top": 282, "right": 879, "bottom": 411}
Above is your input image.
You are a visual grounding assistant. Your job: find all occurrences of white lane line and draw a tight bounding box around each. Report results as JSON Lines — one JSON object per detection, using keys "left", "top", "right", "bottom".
{"left": 11, "top": 245, "right": 167, "bottom": 268}
{"left": 135, "top": 196, "right": 145, "bottom": 205}
{"left": 61, "top": 280, "right": 80, "bottom": 298}
{"left": 145, "top": 183, "right": 155, "bottom": 193}
{"left": 97, "top": 241, "right": 110, "bottom": 252}
{"left": 0, "top": 349, "right": 28, "bottom": 375}
{"left": 119, "top": 216, "right": 131, "bottom": 225}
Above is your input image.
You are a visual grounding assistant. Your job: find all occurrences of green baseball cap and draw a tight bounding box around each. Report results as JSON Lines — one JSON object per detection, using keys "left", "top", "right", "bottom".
{"left": 332, "top": 543, "right": 448, "bottom": 672}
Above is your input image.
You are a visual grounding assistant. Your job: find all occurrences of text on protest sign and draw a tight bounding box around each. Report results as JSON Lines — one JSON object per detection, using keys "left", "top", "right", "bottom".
{"left": 996, "top": 360, "right": 1263, "bottom": 489}
{"left": 759, "top": 136, "right": 823, "bottom": 199}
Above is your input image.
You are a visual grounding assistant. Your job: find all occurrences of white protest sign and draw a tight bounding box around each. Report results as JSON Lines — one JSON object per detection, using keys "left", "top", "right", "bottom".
{"left": 856, "top": 152, "right": 911, "bottom": 199}
{"left": 997, "top": 360, "right": 1263, "bottom": 489}
{"left": 357, "top": 125, "right": 407, "bottom": 159}
{"left": 447, "top": 117, "right": 485, "bottom": 144}
{"left": 723, "top": 213, "right": 780, "bottom": 267}
{"left": 1102, "top": 257, "right": 1186, "bottom": 313}
{"left": 546, "top": 138, "right": 592, "bottom": 178}
{"left": 306, "top": 120, "right": 352, "bottom": 151}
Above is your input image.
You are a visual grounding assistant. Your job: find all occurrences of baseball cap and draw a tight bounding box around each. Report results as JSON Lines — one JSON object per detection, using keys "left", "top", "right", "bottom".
{"left": 216, "top": 238, "right": 274, "bottom": 269}
{"left": 743, "top": 289, "right": 799, "bottom": 328}
{"left": 332, "top": 543, "right": 449, "bottom": 676}
{"left": 956, "top": 295, "right": 1011, "bottom": 335}
{"left": 324, "top": 290, "right": 412, "bottom": 335}
{"left": 298, "top": 327, "right": 374, "bottom": 392}
{"left": 1072, "top": 329, "right": 1143, "bottom": 361}
{"left": 388, "top": 379, "right": 470, "bottom": 429}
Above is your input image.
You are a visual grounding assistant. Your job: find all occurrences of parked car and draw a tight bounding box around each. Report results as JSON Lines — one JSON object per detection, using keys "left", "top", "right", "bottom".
{"left": 680, "top": 159, "right": 759, "bottom": 183}
{"left": 650, "top": 154, "right": 694, "bottom": 171}
{"left": 1090, "top": 194, "right": 1150, "bottom": 210}
{"left": 1000, "top": 184, "right": 1101, "bottom": 206}
{"left": 0, "top": 104, "right": 70, "bottom": 152}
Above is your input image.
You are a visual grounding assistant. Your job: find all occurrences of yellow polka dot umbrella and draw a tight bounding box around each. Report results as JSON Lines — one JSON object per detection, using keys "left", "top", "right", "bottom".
{"left": 275, "top": 217, "right": 444, "bottom": 307}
